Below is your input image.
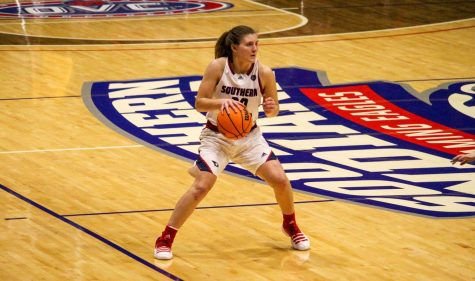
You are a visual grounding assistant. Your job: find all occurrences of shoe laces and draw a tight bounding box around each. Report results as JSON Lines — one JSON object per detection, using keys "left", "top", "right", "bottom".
{"left": 155, "top": 235, "right": 172, "bottom": 248}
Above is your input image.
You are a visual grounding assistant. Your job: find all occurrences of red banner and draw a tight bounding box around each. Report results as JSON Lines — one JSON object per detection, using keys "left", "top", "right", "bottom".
{"left": 301, "top": 85, "right": 475, "bottom": 155}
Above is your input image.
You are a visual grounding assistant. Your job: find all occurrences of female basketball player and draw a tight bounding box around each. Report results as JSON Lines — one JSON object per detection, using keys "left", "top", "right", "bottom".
{"left": 154, "top": 25, "right": 310, "bottom": 260}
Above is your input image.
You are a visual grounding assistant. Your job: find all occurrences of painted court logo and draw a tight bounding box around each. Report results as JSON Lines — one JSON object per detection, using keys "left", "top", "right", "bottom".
{"left": 82, "top": 68, "right": 475, "bottom": 218}
{"left": 0, "top": 0, "right": 232, "bottom": 18}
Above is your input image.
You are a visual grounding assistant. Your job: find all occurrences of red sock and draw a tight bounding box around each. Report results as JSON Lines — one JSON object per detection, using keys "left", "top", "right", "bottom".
{"left": 161, "top": 225, "right": 178, "bottom": 243}
{"left": 283, "top": 213, "right": 296, "bottom": 226}
{"left": 283, "top": 213, "right": 301, "bottom": 235}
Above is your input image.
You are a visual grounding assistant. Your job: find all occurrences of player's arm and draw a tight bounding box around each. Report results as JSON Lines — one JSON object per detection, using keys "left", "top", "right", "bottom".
{"left": 195, "top": 58, "right": 242, "bottom": 113}
{"left": 260, "top": 65, "right": 279, "bottom": 117}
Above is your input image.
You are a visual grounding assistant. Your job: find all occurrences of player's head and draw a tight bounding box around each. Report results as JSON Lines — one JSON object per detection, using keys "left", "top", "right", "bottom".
{"left": 215, "top": 25, "right": 257, "bottom": 60}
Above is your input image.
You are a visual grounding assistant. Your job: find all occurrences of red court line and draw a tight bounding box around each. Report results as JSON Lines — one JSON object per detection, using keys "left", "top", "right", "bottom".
{"left": 0, "top": 24, "right": 473, "bottom": 52}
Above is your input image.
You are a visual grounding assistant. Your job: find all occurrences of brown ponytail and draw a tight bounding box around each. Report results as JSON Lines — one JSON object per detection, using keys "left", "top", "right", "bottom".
{"left": 214, "top": 25, "right": 256, "bottom": 59}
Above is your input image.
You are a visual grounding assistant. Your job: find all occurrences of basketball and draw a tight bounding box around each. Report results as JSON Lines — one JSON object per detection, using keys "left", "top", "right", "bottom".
{"left": 217, "top": 105, "right": 253, "bottom": 140}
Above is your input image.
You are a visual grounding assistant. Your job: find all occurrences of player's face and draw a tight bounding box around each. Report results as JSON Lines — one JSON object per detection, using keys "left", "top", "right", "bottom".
{"left": 235, "top": 33, "right": 258, "bottom": 63}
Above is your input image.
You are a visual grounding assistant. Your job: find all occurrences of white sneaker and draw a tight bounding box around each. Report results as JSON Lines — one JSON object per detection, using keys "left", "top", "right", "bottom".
{"left": 154, "top": 245, "right": 173, "bottom": 260}
{"left": 282, "top": 227, "right": 310, "bottom": 251}
{"left": 154, "top": 236, "right": 173, "bottom": 260}
{"left": 290, "top": 232, "right": 310, "bottom": 250}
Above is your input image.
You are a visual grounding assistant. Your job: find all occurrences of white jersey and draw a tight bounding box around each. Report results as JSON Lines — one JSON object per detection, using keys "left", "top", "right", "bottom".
{"left": 206, "top": 58, "right": 262, "bottom": 125}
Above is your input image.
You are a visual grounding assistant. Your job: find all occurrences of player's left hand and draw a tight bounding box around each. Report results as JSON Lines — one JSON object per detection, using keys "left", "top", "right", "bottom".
{"left": 262, "top": 97, "right": 276, "bottom": 115}
{"left": 451, "top": 153, "right": 475, "bottom": 165}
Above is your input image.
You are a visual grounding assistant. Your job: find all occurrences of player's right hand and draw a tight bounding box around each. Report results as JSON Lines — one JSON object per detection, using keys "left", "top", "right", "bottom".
{"left": 221, "top": 99, "right": 244, "bottom": 113}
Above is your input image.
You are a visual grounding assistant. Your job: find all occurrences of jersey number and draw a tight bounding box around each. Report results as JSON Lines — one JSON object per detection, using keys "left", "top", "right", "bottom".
{"left": 232, "top": 97, "right": 248, "bottom": 106}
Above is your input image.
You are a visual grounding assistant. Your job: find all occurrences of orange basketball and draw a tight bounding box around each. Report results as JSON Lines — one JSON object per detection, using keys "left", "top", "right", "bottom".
{"left": 217, "top": 105, "right": 253, "bottom": 140}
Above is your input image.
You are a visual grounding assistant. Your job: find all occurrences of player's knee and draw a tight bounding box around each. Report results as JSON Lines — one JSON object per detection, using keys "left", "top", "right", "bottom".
{"left": 270, "top": 173, "right": 290, "bottom": 191}
{"left": 191, "top": 182, "right": 212, "bottom": 201}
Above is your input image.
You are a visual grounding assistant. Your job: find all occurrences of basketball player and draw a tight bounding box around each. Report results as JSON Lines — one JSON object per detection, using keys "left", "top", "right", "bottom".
{"left": 451, "top": 152, "right": 475, "bottom": 165}
{"left": 154, "top": 25, "right": 310, "bottom": 260}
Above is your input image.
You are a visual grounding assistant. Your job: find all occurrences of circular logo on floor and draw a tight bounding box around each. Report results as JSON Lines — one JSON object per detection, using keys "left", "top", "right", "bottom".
{"left": 0, "top": 0, "right": 232, "bottom": 18}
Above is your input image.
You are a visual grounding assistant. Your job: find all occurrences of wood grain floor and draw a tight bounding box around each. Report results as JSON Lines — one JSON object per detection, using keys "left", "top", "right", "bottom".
{"left": 1, "top": 1, "right": 475, "bottom": 280}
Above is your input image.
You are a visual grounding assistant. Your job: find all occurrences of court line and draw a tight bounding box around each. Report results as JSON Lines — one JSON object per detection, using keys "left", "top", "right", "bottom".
{"left": 0, "top": 183, "right": 184, "bottom": 281}
{"left": 277, "top": 17, "right": 475, "bottom": 41}
{"left": 0, "top": 21, "right": 473, "bottom": 51}
{"left": 0, "top": 145, "right": 143, "bottom": 154}
{"left": 0, "top": 76, "right": 474, "bottom": 102}
{"left": 0, "top": 95, "right": 82, "bottom": 101}
{"left": 294, "top": 1, "right": 475, "bottom": 10}
{"left": 0, "top": 0, "right": 308, "bottom": 41}
{"left": 0, "top": 11, "right": 291, "bottom": 25}
{"left": 241, "top": 0, "right": 307, "bottom": 35}
{"left": 4, "top": 199, "right": 334, "bottom": 220}
{"left": 0, "top": 8, "right": 271, "bottom": 22}
{"left": 65, "top": 199, "right": 334, "bottom": 218}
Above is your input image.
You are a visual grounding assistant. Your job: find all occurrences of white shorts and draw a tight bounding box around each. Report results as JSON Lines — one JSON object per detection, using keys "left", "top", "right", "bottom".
{"left": 195, "top": 126, "right": 276, "bottom": 176}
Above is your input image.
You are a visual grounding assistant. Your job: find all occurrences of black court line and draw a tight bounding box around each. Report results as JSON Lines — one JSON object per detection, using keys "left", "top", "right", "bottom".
{"left": 0, "top": 76, "right": 474, "bottom": 102}
{"left": 0, "top": 95, "right": 81, "bottom": 101}
{"left": 4, "top": 199, "right": 334, "bottom": 220}
{"left": 0, "top": 183, "right": 184, "bottom": 281}
{"left": 64, "top": 199, "right": 334, "bottom": 218}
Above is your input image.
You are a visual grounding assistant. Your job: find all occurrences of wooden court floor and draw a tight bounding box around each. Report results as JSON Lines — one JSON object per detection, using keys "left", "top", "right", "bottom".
{"left": 1, "top": 1, "right": 475, "bottom": 280}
